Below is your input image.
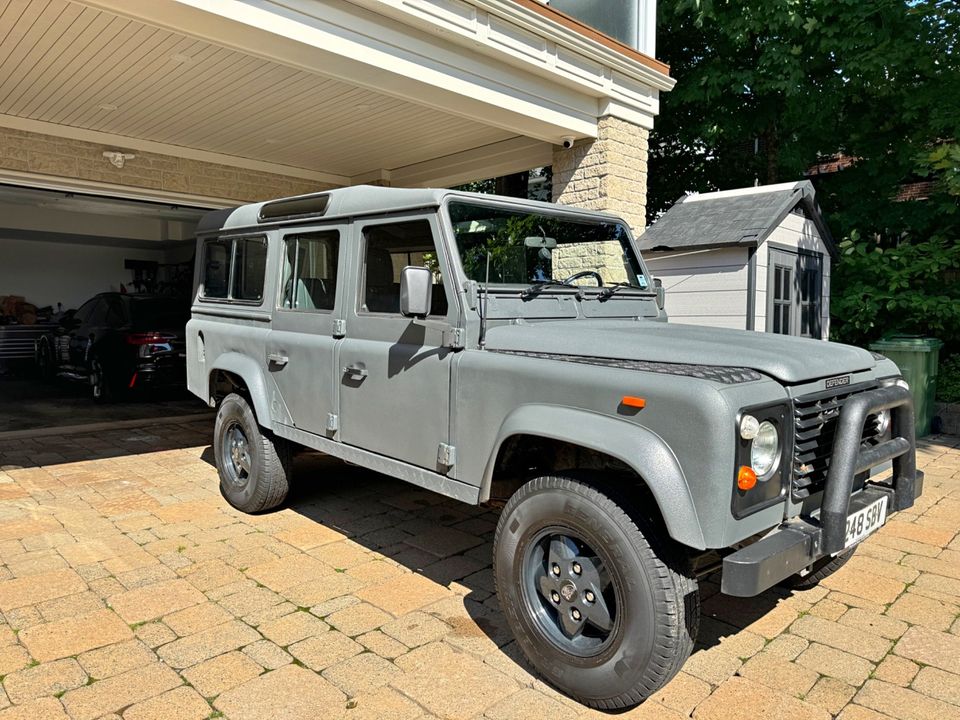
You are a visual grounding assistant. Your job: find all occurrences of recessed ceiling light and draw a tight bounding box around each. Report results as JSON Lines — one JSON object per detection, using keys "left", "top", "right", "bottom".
{"left": 97, "top": 103, "right": 118, "bottom": 111}
{"left": 170, "top": 53, "right": 193, "bottom": 63}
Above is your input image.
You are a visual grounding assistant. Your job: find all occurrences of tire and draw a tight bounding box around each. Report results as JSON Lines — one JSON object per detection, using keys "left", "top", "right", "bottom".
{"left": 493, "top": 474, "right": 699, "bottom": 710}
{"left": 214, "top": 393, "right": 291, "bottom": 513}
{"left": 780, "top": 546, "right": 856, "bottom": 591}
{"left": 90, "top": 357, "right": 115, "bottom": 403}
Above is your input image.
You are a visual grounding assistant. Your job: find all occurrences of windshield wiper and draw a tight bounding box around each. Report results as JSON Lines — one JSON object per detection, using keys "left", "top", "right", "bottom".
{"left": 521, "top": 280, "right": 582, "bottom": 300}
{"left": 597, "top": 282, "right": 643, "bottom": 300}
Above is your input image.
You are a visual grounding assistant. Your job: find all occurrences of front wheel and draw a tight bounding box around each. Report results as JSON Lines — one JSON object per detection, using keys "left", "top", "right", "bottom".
{"left": 493, "top": 475, "right": 699, "bottom": 710}
{"left": 780, "top": 546, "right": 856, "bottom": 590}
{"left": 214, "top": 393, "right": 291, "bottom": 513}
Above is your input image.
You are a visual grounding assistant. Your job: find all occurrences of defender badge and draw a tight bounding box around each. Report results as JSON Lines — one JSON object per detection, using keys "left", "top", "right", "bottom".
{"left": 825, "top": 375, "right": 850, "bottom": 389}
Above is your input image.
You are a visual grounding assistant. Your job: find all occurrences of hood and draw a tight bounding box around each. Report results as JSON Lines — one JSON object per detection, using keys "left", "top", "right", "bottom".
{"left": 483, "top": 321, "right": 875, "bottom": 384}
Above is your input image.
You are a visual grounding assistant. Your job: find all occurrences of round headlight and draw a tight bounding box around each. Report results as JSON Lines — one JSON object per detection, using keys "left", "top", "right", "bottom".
{"left": 875, "top": 409, "right": 891, "bottom": 436}
{"left": 751, "top": 421, "right": 780, "bottom": 478}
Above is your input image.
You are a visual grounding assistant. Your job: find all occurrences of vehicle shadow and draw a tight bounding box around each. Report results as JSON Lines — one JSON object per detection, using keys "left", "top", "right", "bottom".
{"left": 276, "top": 451, "right": 793, "bottom": 694}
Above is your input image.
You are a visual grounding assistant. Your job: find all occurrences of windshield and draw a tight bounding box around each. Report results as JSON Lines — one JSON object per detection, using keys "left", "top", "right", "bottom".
{"left": 447, "top": 201, "right": 649, "bottom": 291}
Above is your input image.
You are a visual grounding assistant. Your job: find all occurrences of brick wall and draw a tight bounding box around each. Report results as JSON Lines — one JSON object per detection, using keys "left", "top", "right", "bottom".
{"left": 550, "top": 116, "right": 648, "bottom": 283}
{"left": 551, "top": 115, "right": 649, "bottom": 233}
{"left": 0, "top": 127, "right": 336, "bottom": 202}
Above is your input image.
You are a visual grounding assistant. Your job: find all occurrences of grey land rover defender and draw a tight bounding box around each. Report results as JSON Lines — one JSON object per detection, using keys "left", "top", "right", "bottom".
{"left": 186, "top": 186, "right": 922, "bottom": 709}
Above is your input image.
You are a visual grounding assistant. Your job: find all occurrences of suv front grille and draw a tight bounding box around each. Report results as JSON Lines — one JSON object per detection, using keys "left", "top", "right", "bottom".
{"left": 792, "top": 383, "right": 884, "bottom": 499}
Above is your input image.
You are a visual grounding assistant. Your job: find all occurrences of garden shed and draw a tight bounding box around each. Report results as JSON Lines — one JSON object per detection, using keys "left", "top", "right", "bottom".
{"left": 638, "top": 180, "right": 837, "bottom": 339}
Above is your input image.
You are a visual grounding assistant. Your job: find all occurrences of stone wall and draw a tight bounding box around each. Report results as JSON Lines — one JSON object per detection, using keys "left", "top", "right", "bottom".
{"left": 0, "top": 127, "right": 335, "bottom": 202}
{"left": 551, "top": 115, "right": 649, "bottom": 234}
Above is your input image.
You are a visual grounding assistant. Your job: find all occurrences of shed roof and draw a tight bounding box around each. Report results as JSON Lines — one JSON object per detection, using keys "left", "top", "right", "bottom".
{"left": 637, "top": 180, "right": 837, "bottom": 258}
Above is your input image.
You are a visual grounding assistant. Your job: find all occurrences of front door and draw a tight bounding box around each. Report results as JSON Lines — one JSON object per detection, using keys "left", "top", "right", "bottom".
{"left": 767, "top": 247, "right": 822, "bottom": 339}
{"left": 266, "top": 226, "right": 345, "bottom": 435}
{"left": 338, "top": 215, "right": 457, "bottom": 471}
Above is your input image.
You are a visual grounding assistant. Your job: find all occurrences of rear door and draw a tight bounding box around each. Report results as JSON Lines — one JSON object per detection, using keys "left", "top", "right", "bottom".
{"left": 265, "top": 225, "right": 345, "bottom": 435}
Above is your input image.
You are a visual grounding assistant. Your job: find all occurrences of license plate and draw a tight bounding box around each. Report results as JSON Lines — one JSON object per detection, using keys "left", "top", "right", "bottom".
{"left": 844, "top": 496, "right": 888, "bottom": 548}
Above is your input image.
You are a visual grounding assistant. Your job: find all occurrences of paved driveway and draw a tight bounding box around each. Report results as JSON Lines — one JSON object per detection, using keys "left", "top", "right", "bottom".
{"left": 0, "top": 420, "right": 957, "bottom": 720}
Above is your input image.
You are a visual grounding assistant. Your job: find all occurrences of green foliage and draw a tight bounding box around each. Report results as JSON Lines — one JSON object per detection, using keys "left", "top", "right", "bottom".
{"left": 650, "top": 1, "right": 960, "bottom": 348}
{"left": 937, "top": 354, "right": 960, "bottom": 403}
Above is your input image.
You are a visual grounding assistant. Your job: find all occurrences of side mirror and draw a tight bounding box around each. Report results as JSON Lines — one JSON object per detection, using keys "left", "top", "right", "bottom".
{"left": 654, "top": 278, "right": 665, "bottom": 310}
{"left": 400, "top": 266, "right": 433, "bottom": 318}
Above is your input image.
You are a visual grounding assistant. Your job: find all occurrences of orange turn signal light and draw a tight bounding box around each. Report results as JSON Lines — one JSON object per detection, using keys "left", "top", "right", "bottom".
{"left": 737, "top": 466, "right": 758, "bottom": 491}
{"left": 621, "top": 396, "right": 646, "bottom": 409}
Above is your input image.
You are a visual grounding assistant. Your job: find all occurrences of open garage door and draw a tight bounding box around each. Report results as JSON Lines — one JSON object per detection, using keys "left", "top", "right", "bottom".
{"left": 0, "top": 183, "right": 215, "bottom": 433}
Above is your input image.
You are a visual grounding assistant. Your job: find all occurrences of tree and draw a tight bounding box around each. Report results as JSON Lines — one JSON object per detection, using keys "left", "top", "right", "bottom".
{"left": 649, "top": 1, "right": 960, "bottom": 346}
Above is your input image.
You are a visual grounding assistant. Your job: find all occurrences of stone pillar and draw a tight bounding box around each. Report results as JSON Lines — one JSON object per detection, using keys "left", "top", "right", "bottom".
{"left": 551, "top": 115, "right": 649, "bottom": 234}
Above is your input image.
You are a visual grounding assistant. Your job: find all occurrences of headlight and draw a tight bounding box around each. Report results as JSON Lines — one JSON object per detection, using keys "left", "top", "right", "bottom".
{"left": 740, "top": 414, "right": 760, "bottom": 440}
{"left": 875, "top": 408, "right": 891, "bottom": 436}
{"left": 750, "top": 421, "right": 780, "bottom": 478}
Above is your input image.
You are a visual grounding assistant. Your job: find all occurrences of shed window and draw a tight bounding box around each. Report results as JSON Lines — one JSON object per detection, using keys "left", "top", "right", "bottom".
{"left": 768, "top": 248, "right": 821, "bottom": 339}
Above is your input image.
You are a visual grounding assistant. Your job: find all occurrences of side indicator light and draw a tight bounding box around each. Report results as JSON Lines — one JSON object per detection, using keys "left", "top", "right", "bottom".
{"left": 621, "top": 396, "right": 646, "bottom": 409}
{"left": 737, "top": 466, "right": 757, "bottom": 491}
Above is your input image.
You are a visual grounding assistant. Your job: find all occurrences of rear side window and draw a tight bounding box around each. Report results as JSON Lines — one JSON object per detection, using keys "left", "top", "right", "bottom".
{"left": 233, "top": 238, "right": 268, "bottom": 301}
{"left": 202, "top": 239, "right": 231, "bottom": 299}
{"left": 280, "top": 231, "right": 340, "bottom": 311}
{"left": 200, "top": 235, "right": 267, "bottom": 302}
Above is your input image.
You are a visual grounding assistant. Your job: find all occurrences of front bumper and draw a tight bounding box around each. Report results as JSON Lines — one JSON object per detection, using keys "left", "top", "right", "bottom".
{"left": 721, "top": 384, "right": 923, "bottom": 597}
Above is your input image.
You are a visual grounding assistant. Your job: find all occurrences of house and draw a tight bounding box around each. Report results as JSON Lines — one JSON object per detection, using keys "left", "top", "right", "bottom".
{"left": 0, "top": 0, "right": 670, "bottom": 310}
{"left": 638, "top": 181, "right": 837, "bottom": 339}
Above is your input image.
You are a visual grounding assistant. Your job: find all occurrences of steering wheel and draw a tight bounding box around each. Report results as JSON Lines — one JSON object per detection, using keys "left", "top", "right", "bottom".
{"left": 561, "top": 270, "right": 604, "bottom": 287}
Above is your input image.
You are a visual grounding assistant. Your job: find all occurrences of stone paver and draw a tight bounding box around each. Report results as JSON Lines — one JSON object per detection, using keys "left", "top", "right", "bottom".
{"left": 0, "top": 423, "right": 955, "bottom": 719}
{"left": 214, "top": 665, "right": 346, "bottom": 720}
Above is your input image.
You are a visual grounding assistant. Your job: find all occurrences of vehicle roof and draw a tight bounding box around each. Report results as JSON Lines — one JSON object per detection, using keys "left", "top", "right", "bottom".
{"left": 197, "top": 185, "right": 624, "bottom": 236}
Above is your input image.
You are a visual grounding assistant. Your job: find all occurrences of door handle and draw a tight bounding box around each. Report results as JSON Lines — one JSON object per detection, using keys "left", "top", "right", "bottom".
{"left": 267, "top": 353, "right": 289, "bottom": 367}
{"left": 342, "top": 363, "right": 368, "bottom": 378}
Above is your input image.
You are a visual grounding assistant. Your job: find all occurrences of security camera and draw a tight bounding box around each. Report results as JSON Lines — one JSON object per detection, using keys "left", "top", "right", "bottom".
{"left": 560, "top": 136, "right": 575, "bottom": 149}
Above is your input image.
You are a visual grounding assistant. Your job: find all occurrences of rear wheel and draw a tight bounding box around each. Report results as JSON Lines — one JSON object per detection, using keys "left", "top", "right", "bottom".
{"left": 214, "top": 393, "right": 291, "bottom": 513}
{"left": 494, "top": 474, "right": 699, "bottom": 710}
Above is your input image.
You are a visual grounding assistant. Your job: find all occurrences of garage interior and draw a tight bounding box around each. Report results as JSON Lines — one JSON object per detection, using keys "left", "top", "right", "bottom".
{"left": 0, "top": 183, "right": 210, "bottom": 432}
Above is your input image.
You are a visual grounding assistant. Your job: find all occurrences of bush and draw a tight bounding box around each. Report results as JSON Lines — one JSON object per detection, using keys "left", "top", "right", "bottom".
{"left": 938, "top": 354, "right": 960, "bottom": 403}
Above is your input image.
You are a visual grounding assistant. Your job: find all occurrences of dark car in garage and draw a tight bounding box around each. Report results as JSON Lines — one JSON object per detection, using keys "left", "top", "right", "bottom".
{"left": 36, "top": 293, "right": 189, "bottom": 402}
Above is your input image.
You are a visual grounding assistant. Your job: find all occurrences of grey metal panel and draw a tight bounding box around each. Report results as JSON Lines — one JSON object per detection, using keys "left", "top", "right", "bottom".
{"left": 481, "top": 404, "right": 707, "bottom": 549}
{"left": 207, "top": 350, "right": 277, "bottom": 430}
{"left": 274, "top": 422, "right": 480, "bottom": 505}
{"left": 482, "top": 319, "right": 874, "bottom": 384}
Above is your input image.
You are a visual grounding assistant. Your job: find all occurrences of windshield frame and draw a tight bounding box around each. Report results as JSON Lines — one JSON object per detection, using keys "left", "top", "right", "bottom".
{"left": 439, "top": 194, "right": 654, "bottom": 297}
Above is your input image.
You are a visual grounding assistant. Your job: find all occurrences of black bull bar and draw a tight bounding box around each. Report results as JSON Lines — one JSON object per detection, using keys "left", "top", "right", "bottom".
{"left": 722, "top": 384, "right": 924, "bottom": 597}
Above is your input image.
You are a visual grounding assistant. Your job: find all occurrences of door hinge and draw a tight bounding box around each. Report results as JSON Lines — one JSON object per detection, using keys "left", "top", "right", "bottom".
{"left": 333, "top": 319, "right": 346, "bottom": 338}
{"left": 448, "top": 327, "right": 465, "bottom": 349}
{"left": 437, "top": 443, "right": 456, "bottom": 467}
{"left": 326, "top": 413, "right": 339, "bottom": 433}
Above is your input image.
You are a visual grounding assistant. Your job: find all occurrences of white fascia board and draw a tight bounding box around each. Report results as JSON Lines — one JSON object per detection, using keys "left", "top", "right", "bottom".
{"left": 81, "top": 0, "right": 599, "bottom": 143}
{"left": 347, "top": 0, "right": 670, "bottom": 122}
{"left": 387, "top": 136, "right": 552, "bottom": 187}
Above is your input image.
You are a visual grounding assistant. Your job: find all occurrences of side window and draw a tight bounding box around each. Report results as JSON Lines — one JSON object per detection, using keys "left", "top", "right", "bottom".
{"left": 72, "top": 298, "right": 98, "bottom": 325}
{"left": 200, "top": 236, "right": 267, "bottom": 302}
{"left": 280, "top": 231, "right": 340, "bottom": 311}
{"left": 105, "top": 297, "right": 126, "bottom": 328}
{"left": 361, "top": 220, "right": 447, "bottom": 316}
{"left": 232, "top": 237, "right": 268, "bottom": 301}
{"left": 201, "top": 238, "right": 231, "bottom": 299}
{"left": 87, "top": 298, "right": 108, "bottom": 327}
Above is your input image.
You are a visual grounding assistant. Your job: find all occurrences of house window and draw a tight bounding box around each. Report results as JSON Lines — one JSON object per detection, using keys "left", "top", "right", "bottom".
{"left": 768, "top": 248, "right": 821, "bottom": 338}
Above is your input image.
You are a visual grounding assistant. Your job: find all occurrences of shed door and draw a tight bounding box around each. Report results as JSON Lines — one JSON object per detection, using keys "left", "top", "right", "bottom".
{"left": 767, "top": 248, "right": 822, "bottom": 339}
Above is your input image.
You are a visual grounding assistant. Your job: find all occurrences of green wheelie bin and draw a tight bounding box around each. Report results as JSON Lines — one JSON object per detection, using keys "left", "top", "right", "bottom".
{"left": 869, "top": 335, "right": 943, "bottom": 436}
